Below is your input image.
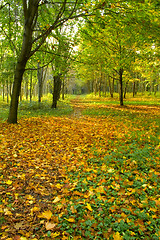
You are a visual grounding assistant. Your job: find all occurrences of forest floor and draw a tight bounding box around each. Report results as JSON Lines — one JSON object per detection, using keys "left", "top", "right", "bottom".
{"left": 0, "top": 95, "right": 160, "bottom": 240}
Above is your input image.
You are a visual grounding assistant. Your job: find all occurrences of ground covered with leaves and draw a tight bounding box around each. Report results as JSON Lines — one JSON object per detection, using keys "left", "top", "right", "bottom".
{"left": 0, "top": 97, "right": 160, "bottom": 240}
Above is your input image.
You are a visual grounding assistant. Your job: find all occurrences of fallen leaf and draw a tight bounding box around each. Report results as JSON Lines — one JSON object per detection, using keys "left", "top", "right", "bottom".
{"left": 53, "top": 196, "right": 61, "bottom": 203}
{"left": 45, "top": 222, "right": 56, "bottom": 230}
{"left": 6, "top": 180, "right": 12, "bottom": 185}
{"left": 65, "top": 217, "right": 75, "bottom": 222}
{"left": 38, "top": 210, "right": 52, "bottom": 220}
{"left": 86, "top": 203, "right": 93, "bottom": 211}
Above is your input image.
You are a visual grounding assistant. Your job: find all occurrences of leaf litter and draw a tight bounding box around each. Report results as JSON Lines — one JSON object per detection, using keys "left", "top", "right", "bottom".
{"left": 0, "top": 100, "right": 160, "bottom": 239}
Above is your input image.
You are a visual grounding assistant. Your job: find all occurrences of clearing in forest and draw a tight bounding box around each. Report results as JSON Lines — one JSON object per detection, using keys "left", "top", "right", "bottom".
{"left": 0, "top": 97, "right": 160, "bottom": 240}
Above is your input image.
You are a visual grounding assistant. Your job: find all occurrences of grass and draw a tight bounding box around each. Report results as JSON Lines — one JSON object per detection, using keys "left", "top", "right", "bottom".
{"left": 0, "top": 95, "right": 73, "bottom": 122}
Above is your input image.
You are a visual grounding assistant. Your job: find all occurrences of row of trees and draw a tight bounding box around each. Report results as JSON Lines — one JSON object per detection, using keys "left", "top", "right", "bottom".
{"left": 74, "top": 1, "right": 160, "bottom": 105}
{"left": 0, "top": 0, "right": 92, "bottom": 123}
{"left": 0, "top": 0, "right": 160, "bottom": 123}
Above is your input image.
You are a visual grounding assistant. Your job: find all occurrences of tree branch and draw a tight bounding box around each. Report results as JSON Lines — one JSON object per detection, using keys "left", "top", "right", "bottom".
{"left": 25, "top": 57, "right": 55, "bottom": 71}
{"left": 23, "top": 0, "right": 28, "bottom": 19}
{"left": 0, "top": 2, "right": 10, "bottom": 10}
{"left": 1, "top": 27, "right": 18, "bottom": 55}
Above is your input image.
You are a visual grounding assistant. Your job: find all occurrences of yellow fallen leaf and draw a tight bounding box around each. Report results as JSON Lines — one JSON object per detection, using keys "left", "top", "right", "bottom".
{"left": 108, "top": 168, "right": 114, "bottom": 173}
{"left": 38, "top": 210, "right": 52, "bottom": 220}
{"left": 51, "top": 232, "right": 60, "bottom": 238}
{"left": 20, "top": 237, "right": 28, "bottom": 240}
{"left": 113, "top": 232, "right": 123, "bottom": 240}
{"left": 65, "top": 217, "right": 75, "bottom": 222}
{"left": 6, "top": 180, "right": 12, "bottom": 185}
{"left": 45, "top": 221, "right": 56, "bottom": 230}
{"left": 53, "top": 196, "right": 61, "bottom": 203}
{"left": 30, "top": 206, "right": 40, "bottom": 216}
{"left": 86, "top": 203, "right": 93, "bottom": 211}
{"left": 55, "top": 183, "right": 62, "bottom": 189}
{"left": 4, "top": 208, "right": 12, "bottom": 215}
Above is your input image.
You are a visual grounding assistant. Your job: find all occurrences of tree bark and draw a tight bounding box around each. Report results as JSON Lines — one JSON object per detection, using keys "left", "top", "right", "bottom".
{"left": 133, "top": 81, "right": 136, "bottom": 97}
{"left": 124, "top": 80, "right": 129, "bottom": 99}
{"left": 62, "top": 78, "right": 65, "bottom": 100}
{"left": 51, "top": 75, "right": 62, "bottom": 108}
{"left": 2, "top": 84, "right": 5, "bottom": 101}
{"left": 30, "top": 71, "right": 32, "bottom": 102}
{"left": 108, "top": 75, "right": 114, "bottom": 98}
{"left": 37, "top": 62, "right": 43, "bottom": 103}
{"left": 7, "top": 1, "right": 39, "bottom": 123}
{"left": 119, "top": 68, "right": 123, "bottom": 106}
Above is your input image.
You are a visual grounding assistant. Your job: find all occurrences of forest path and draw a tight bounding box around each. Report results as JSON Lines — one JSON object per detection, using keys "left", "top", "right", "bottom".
{"left": 69, "top": 96, "right": 83, "bottom": 118}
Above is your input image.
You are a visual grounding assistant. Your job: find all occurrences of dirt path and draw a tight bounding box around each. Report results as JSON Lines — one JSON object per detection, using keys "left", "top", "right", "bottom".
{"left": 70, "top": 96, "right": 83, "bottom": 118}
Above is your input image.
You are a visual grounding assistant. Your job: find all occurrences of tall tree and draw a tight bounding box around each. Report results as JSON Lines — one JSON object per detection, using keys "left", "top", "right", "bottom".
{"left": 1, "top": 0, "right": 92, "bottom": 123}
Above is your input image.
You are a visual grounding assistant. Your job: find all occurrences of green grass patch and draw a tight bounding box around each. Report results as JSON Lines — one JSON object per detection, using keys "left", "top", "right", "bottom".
{"left": 0, "top": 95, "right": 73, "bottom": 122}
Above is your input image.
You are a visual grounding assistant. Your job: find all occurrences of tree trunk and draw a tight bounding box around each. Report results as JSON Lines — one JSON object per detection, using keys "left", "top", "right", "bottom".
{"left": 37, "top": 63, "right": 43, "bottom": 103}
{"left": 7, "top": 60, "right": 26, "bottom": 123}
{"left": 2, "top": 84, "right": 5, "bottom": 101}
{"left": 6, "top": 78, "right": 9, "bottom": 103}
{"left": 119, "top": 68, "right": 123, "bottom": 106}
{"left": 124, "top": 80, "right": 129, "bottom": 99}
{"left": 7, "top": 2, "right": 38, "bottom": 123}
{"left": 108, "top": 75, "right": 114, "bottom": 98}
{"left": 62, "top": 78, "right": 65, "bottom": 100}
{"left": 94, "top": 79, "right": 98, "bottom": 96}
{"left": 51, "top": 75, "right": 62, "bottom": 108}
{"left": 30, "top": 71, "right": 32, "bottom": 102}
{"left": 99, "top": 71, "right": 102, "bottom": 97}
{"left": 25, "top": 76, "right": 29, "bottom": 100}
{"left": 133, "top": 81, "right": 136, "bottom": 97}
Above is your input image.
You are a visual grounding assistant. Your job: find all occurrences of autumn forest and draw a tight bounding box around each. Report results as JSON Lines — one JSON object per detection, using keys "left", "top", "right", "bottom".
{"left": 0, "top": 0, "right": 160, "bottom": 240}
